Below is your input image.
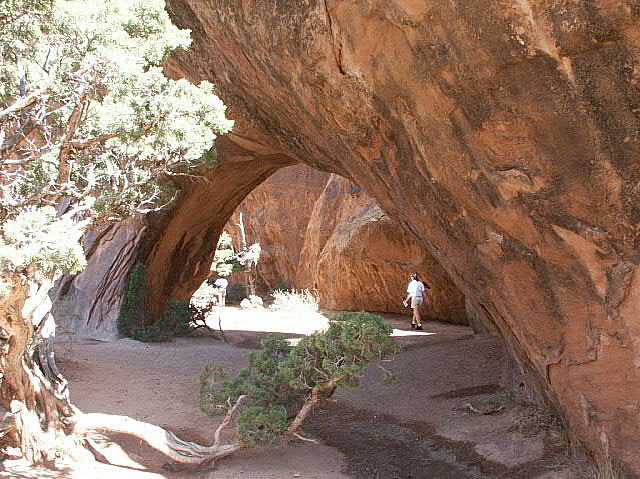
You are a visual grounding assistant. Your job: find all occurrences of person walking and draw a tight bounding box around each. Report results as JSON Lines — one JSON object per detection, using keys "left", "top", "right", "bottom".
{"left": 214, "top": 276, "right": 229, "bottom": 307}
{"left": 404, "top": 272, "right": 426, "bottom": 329}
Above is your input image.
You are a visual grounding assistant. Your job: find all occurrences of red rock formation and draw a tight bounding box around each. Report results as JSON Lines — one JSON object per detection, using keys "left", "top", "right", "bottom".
{"left": 225, "top": 166, "right": 466, "bottom": 321}
{"left": 52, "top": 217, "right": 147, "bottom": 340}
{"left": 225, "top": 164, "right": 329, "bottom": 292}
{"left": 144, "top": 136, "right": 296, "bottom": 322}
{"left": 298, "top": 174, "right": 466, "bottom": 321}
{"left": 149, "top": 0, "right": 640, "bottom": 471}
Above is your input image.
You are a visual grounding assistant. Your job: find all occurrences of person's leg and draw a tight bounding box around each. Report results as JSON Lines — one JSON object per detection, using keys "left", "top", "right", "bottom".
{"left": 413, "top": 306, "right": 422, "bottom": 328}
{"left": 409, "top": 297, "right": 418, "bottom": 328}
{"left": 411, "top": 297, "right": 423, "bottom": 329}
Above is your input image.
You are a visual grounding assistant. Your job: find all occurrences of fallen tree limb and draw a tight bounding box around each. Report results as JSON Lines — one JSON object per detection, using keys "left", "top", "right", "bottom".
{"left": 74, "top": 395, "right": 247, "bottom": 465}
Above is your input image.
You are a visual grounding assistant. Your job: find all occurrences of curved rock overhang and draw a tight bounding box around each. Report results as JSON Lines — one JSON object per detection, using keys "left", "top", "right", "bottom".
{"left": 155, "top": 0, "right": 640, "bottom": 472}
{"left": 144, "top": 136, "right": 297, "bottom": 322}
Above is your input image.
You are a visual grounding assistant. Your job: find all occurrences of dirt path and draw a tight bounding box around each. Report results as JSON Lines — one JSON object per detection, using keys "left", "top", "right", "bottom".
{"left": 306, "top": 318, "right": 570, "bottom": 479}
{"left": 2, "top": 307, "right": 572, "bottom": 478}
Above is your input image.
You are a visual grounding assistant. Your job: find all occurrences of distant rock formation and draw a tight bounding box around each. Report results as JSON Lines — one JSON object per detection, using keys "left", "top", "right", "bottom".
{"left": 225, "top": 165, "right": 466, "bottom": 322}
{"left": 225, "top": 164, "right": 329, "bottom": 293}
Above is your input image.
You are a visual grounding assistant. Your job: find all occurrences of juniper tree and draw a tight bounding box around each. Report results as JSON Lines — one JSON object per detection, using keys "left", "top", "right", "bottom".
{"left": 0, "top": 0, "right": 237, "bottom": 467}
{"left": 200, "top": 312, "right": 400, "bottom": 450}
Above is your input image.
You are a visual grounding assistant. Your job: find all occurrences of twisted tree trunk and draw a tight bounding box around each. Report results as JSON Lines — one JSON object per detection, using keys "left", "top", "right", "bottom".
{"left": 0, "top": 273, "right": 243, "bottom": 469}
{"left": 0, "top": 273, "right": 82, "bottom": 464}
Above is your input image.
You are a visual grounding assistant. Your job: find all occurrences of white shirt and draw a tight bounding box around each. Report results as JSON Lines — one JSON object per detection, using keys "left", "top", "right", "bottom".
{"left": 407, "top": 280, "right": 425, "bottom": 298}
{"left": 214, "top": 278, "right": 228, "bottom": 289}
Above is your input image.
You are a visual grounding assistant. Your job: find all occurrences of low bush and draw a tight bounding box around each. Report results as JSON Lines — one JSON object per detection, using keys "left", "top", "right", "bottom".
{"left": 226, "top": 283, "right": 245, "bottom": 304}
{"left": 268, "top": 289, "right": 319, "bottom": 315}
{"left": 577, "top": 458, "right": 626, "bottom": 479}
{"left": 199, "top": 312, "right": 400, "bottom": 446}
{"left": 191, "top": 281, "right": 219, "bottom": 309}
{"left": 118, "top": 264, "right": 193, "bottom": 342}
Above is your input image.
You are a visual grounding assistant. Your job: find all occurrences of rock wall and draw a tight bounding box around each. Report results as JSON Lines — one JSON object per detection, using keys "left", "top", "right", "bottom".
{"left": 297, "top": 174, "right": 466, "bottom": 321}
{"left": 226, "top": 165, "right": 466, "bottom": 321}
{"left": 52, "top": 217, "right": 147, "bottom": 340}
{"left": 225, "top": 164, "right": 329, "bottom": 292}
{"left": 154, "top": 0, "right": 640, "bottom": 471}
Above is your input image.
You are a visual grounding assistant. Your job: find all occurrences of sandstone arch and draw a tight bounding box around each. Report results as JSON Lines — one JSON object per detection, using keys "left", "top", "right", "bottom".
{"left": 144, "top": 136, "right": 297, "bottom": 322}
{"left": 150, "top": 0, "right": 640, "bottom": 472}
{"left": 222, "top": 164, "right": 467, "bottom": 322}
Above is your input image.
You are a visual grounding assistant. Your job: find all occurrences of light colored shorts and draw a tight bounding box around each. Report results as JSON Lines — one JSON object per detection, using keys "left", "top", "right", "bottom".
{"left": 411, "top": 296, "right": 423, "bottom": 308}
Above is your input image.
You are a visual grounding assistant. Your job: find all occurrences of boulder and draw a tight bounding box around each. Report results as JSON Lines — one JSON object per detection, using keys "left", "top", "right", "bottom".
{"left": 298, "top": 174, "right": 466, "bottom": 322}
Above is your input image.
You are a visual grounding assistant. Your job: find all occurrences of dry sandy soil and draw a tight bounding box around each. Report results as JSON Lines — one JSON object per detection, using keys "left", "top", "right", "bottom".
{"left": 2, "top": 307, "right": 576, "bottom": 479}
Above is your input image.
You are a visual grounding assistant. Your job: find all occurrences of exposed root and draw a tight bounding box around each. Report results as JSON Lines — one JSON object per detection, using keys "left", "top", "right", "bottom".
{"left": 2, "top": 273, "right": 246, "bottom": 471}
{"left": 73, "top": 395, "right": 247, "bottom": 466}
{"left": 292, "top": 432, "right": 320, "bottom": 444}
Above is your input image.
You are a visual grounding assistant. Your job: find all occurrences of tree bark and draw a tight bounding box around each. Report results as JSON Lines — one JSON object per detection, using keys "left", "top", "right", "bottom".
{"left": 56, "top": 93, "right": 88, "bottom": 186}
{"left": 0, "top": 273, "right": 82, "bottom": 464}
{"left": 0, "top": 273, "right": 244, "bottom": 469}
{"left": 286, "top": 375, "right": 345, "bottom": 437}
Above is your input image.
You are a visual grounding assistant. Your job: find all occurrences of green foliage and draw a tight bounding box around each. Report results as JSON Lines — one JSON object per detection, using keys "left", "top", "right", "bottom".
{"left": 331, "top": 311, "right": 379, "bottom": 322}
{"left": 210, "top": 231, "right": 240, "bottom": 277}
{"left": 237, "top": 406, "right": 288, "bottom": 448}
{"left": 0, "top": 0, "right": 235, "bottom": 328}
{"left": 0, "top": 0, "right": 53, "bottom": 103}
{"left": 118, "top": 262, "right": 148, "bottom": 338}
{"left": 118, "top": 264, "right": 192, "bottom": 342}
{"left": 130, "top": 302, "right": 192, "bottom": 342}
{"left": 1, "top": 0, "right": 233, "bottom": 220}
{"left": 200, "top": 363, "right": 229, "bottom": 417}
{"left": 226, "top": 283, "right": 245, "bottom": 304}
{"left": 191, "top": 281, "right": 219, "bottom": 309}
{"left": 272, "top": 278, "right": 292, "bottom": 293}
{"left": 0, "top": 206, "right": 86, "bottom": 276}
{"left": 200, "top": 313, "right": 399, "bottom": 446}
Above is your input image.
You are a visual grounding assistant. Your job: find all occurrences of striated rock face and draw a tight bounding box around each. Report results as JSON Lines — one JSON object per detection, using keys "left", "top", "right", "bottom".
{"left": 150, "top": 0, "right": 640, "bottom": 471}
{"left": 143, "top": 136, "right": 296, "bottom": 322}
{"left": 225, "top": 164, "right": 329, "bottom": 292}
{"left": 297, "top": 174, "right": 466, "bottom": 321}
{"left": 52, "top": 217, "right": 147, "bottom": 340}
{"left": 226, "top": 165, "right": 466, "bottom": 321}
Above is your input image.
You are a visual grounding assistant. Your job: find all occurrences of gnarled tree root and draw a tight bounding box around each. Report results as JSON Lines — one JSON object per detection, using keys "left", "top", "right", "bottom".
{"left": 72, "top": 395, "right": 246, "bottom": 467}
{"left": 3, "top": 275, "right": 245, "bottom": 470}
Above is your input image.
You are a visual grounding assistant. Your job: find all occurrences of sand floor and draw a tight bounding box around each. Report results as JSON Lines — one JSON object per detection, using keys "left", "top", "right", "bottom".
{"left": 2, "top": 307, "right": 574, "bottom": 478}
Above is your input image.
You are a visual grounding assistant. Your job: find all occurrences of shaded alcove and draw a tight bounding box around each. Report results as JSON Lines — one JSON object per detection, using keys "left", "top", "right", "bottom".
{"left": 222, "top": 163, "right": 468, "bottom": 324}
{"left": 141, "top": 138, "right": 471, "bottom": 329}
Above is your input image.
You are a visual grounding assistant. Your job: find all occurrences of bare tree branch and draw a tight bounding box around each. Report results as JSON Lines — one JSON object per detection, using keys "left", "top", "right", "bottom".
{"left": 0, "top": 88, "right": 47, "bottom": 121}
{"left": 74, "top": 394, "right": 246, "bottom": 467}
{"left": 213, "top": 394, "right": 246, "bottom": 448}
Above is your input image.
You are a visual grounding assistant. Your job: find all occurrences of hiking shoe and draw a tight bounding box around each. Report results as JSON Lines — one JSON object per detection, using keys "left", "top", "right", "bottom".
{"left": 417, "top": 325, "right": 423, "bottom": 330}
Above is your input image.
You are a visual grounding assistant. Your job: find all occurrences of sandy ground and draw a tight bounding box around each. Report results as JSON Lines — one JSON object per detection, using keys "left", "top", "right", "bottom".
{"left": 2, "top": 307, "right": 575, "bottom": 479}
